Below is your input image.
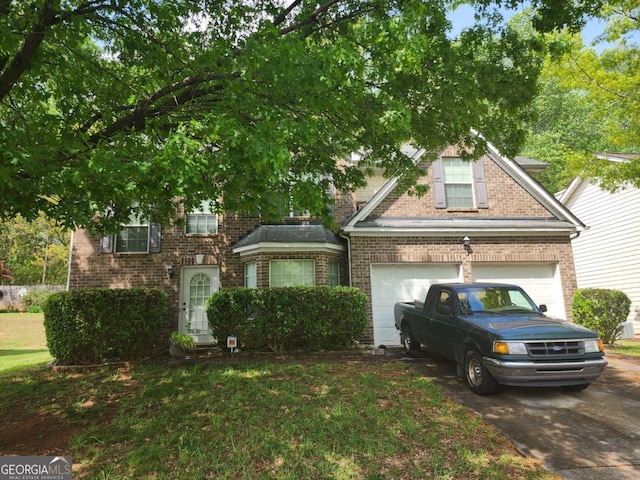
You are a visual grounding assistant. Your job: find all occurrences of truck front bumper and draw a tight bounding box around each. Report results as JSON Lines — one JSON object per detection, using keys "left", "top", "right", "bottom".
{"left": 483, "top": 357, "right": 608, "bottom": 387}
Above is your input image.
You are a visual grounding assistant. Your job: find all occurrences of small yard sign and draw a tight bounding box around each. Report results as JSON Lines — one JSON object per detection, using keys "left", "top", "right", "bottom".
{"left": 226, "top": 335, "right": 238, "bottom": 352}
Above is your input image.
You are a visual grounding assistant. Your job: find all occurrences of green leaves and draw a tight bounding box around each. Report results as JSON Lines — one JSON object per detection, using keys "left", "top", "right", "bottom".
{"left": 206, "top": 286, "right": 369, "bottom": 352}
{"left": 572, "top": 288, "right": 631, "bottom": 344}
{"left": 0, "top": 1, "right": 591, "bottom": 230}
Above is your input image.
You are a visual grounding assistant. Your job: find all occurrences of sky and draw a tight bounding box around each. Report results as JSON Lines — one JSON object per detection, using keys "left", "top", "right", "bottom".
{"left": 447, "top": 3, "right": 609, "bottom": 49}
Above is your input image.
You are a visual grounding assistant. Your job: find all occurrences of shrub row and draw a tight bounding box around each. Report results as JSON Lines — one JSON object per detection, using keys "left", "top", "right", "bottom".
{"left": 206, "top": 286, "right": 369, "bottom": 352}
{"left": 572, "top": 288, "right": 631, "bottom": 344}
{"left": 43, "top": 288, "right": 167, "bottom": 364}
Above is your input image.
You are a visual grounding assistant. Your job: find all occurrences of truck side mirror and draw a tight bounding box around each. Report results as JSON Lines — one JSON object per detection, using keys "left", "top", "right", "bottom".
{"left": 539, "top": 304, "right": 547, "bottom": 313}
{"left": 438, "top": 305, "right": 452, "bottom": 316}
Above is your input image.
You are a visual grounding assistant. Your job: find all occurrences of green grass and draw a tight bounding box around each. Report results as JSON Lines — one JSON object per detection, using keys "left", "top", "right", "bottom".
{"left": 0, "top": 361, "right": 555, "bottom": 480}
{"left": 0, "top": 311, "right": 555, "bottom": 478}
{"left": 608, "top": 339, "right": 640, "bottom": 357}
{"left": 0, "top": 312, "right": 53, "bottom": 373}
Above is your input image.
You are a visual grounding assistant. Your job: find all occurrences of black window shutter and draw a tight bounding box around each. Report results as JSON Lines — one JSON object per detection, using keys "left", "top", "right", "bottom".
{"left": 472, "top": 159, "right": 489, "bottom": 208}
{"left": 432, "top": 158, "right": 446, "bottom": 208}
{"left": 99, "top": 234, "right": 114, "bottom": 253}
{"left": 149, "top": 222, "right": 162, "bottom": 253}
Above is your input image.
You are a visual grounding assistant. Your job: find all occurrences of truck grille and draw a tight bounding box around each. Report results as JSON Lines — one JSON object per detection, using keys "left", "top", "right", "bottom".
{"left": 526, "top": 340, "right": 584, "bottom": 357}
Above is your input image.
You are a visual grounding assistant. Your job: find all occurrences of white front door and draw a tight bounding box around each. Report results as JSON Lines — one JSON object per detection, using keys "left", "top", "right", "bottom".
{"left": 179, "top": 266, "right": 219, "bottom": 345}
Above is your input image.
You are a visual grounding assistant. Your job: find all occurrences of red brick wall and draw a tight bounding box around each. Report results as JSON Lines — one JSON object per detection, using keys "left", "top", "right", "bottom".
{"left": 68, "top": 210, "right": 262, "bottom": 343}
{"left": 68, "top": 208, "right": 350, "bottom": 343}
{"left": 371, "top": 156, "right": 551, "bottom": 218}
{"left": 349, "top": 235, "right": 578, "bottom": 344}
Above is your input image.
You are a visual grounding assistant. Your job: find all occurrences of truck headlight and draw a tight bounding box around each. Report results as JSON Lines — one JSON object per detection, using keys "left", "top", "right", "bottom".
{"left": 493, "top": 341, "right": 528, "bottom": 355}
{"left": 584, "top": 339, "right": 605, "bottom": 353}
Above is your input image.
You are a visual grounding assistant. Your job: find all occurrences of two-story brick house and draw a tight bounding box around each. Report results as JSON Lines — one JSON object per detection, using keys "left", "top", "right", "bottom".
{"left": 67, "top": 140, "right": 584, "bottom": 348}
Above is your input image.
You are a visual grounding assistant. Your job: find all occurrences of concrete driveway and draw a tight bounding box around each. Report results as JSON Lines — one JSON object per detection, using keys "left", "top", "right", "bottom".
{"left": 388, "top": 348, "right": 640, "bottom": 479}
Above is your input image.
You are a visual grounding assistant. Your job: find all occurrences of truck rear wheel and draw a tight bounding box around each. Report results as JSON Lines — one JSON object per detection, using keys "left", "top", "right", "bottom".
{"left": 401, "top": 324, "right": 420, "bottom": 354}
{"left": 464, "top": 350, "right": 497, "bottom": 395}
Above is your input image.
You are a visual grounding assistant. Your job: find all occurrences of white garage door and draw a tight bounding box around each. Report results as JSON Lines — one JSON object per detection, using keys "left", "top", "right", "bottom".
{"left": 371, "top": 263, "right": 461, "bottom": 346}
{"left": 472, "top": 263, "right": 566, "bottom": 319}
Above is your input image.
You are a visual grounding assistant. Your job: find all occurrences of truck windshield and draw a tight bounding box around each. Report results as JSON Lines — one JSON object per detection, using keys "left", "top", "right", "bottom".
{"left": 457, "top": 286, "right": 538, "bottom": 315}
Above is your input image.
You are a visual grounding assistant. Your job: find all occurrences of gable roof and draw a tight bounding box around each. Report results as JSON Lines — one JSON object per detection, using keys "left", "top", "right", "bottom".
{"left": 342, "top": 139, "right": 585, "bottom": 237}
{"left": 232, "top": 224, "right": 345, "bottom": 255}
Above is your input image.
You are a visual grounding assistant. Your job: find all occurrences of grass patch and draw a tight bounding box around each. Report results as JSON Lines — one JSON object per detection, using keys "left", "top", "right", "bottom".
{"left": 0, "top": 359, "right": 556, "bottom": 479}
{"left": 608, "top": 339, "right": 640, "bottom": 357}
{"left": 0, "top": 312, "right": 53, "bottom": 373}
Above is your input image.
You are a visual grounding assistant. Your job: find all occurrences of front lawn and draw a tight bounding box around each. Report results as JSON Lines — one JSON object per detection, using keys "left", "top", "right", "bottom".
{"left": 0, "top": 358, "right": 556, "bottom": 479}
{"left": 0, "top": 311, "right": 555, "bottom": 478}
{"left": 0, "top": 312, "right": 53, "bottom": 373}
{"left": 608, "top": 339, "right": 640, "bottom": 357}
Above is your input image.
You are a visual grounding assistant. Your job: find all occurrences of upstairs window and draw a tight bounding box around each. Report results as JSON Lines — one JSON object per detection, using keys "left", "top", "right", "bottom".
{"left": 432, "top": 157, "right": 488, "bottom": 209}
{"left": 116, "top": 220, "right": 150, "bottom": 253}
{"left": 266, "top": 191, "right": 310, "bottom": 218}
{"left": 100, "top": 206, "right": 161, "bottom": 254}
{"left": 186, "top": 200, "right": 218, "bottom": 235}
{"left": 443, "top": 158, "right": 474, "bottom": 208}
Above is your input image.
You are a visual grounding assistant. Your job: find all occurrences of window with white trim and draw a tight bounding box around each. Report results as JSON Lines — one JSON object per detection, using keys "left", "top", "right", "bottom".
{"left": 270, "top": 260, "right": 315, "bottom": 287}
{"left": 432, "top": 157, "right": 488, "bottom": 209}
{"left": 245, "top": 262, "right": 257, "bottom": 289}
{"left": 443, "top": 158, "right": 474, "bottom": 208}
{"left": 267, "top": 191, "right": 310, "bottom": 218}
{"left": 100, "top": 205, "right": 161, "bottom": 254}
{"left": 186, "top": 200, "right": 218, "bottom": 234}
{"left": 329, "top": 261, "right": 340, "bottom": 287}
{"left": 115, "top": 211, "right": 150, "bottom": 253}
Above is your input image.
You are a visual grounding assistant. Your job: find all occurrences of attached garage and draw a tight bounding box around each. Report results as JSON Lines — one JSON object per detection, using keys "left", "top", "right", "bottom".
{"left": 370, "top": 263, "right": 461, "bottom": 346}
{"left": 370, "top": 262, "right": 567, "bottom": 346}
{"left": 471, "top": 263, "right": 566, "bottom": 320}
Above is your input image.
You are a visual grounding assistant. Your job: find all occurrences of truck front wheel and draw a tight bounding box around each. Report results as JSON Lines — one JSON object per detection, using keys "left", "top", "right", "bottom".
{"left": 401, "top": 324, "right": 420, "bottom": 354}
{"left": 464, "top": 350, "right": 497, "bottom": 395}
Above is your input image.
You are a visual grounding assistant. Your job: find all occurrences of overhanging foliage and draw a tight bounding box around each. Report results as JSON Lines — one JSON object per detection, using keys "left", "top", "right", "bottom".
{"left": 1, "top": 1, "right": 601, "bottom": 231}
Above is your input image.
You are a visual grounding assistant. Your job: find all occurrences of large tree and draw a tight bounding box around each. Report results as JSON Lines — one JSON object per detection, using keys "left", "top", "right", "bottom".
{"left": 0, "top": 0, "right": 601, "bottom": 231}
{"left": 538, "top": 0, "right": 639, "bottom": 190}
{"left": 0, "top": 214, "right": 70, "bottom": 285}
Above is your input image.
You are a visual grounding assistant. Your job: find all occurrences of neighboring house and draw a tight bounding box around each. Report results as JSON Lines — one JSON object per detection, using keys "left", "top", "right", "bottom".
{"left": 67, "top": 141, "right": 585, "bottom": 348}
{"left": 558, "top": 153, "right": 640, "bottom": 338}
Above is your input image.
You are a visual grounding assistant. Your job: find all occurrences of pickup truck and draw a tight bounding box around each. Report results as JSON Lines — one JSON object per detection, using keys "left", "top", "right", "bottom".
{"left": 394, "top": 283, "right": 607, "bottom": 395}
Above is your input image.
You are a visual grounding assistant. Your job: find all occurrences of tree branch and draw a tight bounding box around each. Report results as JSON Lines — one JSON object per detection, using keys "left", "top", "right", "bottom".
{"left": 273, "top": 0, "right": 305, "bottom": 27}
{"left": 278, "top": 0, "right": 342, "bottom": 35}
{"left": 87, "top": 72, "right": 238, "bottom": 143}
{"left": 0, "top": 0, "right": 115, "bottom": 101}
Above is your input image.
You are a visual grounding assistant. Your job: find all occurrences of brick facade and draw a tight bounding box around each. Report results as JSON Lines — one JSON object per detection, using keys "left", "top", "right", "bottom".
{"left": 348, "top": 235, "right": 578, "bottom": 344}
{"left": 68, "top": 148, "right": 582, "bottom": 348}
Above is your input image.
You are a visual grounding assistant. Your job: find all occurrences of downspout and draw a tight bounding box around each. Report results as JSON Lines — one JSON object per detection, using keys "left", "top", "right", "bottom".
{"left": 339, "top": 230, "right": 352, "bottom": 287}
{"left": 65, "top": 230, "right": 74, "bottom": 291}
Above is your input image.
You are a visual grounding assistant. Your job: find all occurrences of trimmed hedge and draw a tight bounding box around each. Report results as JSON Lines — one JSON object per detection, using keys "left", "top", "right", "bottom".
{"left": 206, "top": 286, "right": 369, "bottom": 352}
{"left": 572, "top": 288, "right": 631, "bottom": 344}
{"left": 43, "top": 288, "right": 167, "bottom": 364}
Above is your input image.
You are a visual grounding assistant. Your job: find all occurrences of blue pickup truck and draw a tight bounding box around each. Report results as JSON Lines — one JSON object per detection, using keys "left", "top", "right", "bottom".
{"left": 394, "top": 283, "right": 607, "bottom": 395}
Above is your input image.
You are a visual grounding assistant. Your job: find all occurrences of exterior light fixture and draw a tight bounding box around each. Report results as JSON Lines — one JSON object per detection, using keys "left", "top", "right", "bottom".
{"left": 463, "top": 236, "right": 472, "bottom": 253}
{"left": 167, "top": 263, "right": 174, "bottom": 279}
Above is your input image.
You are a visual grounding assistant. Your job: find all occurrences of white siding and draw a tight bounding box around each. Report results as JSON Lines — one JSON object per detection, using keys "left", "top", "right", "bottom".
{"left": 564, "top": 179, "right": 640, "bottom": 329}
